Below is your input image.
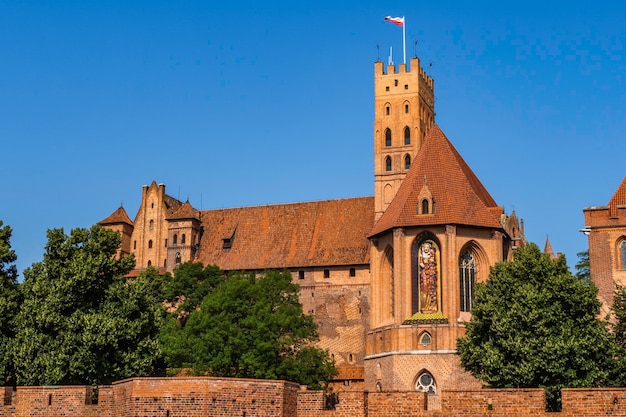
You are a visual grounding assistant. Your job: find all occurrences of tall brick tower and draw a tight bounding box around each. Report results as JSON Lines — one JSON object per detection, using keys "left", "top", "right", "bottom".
{"left": 374, "top": 57, "right": 435, "bottom": 221}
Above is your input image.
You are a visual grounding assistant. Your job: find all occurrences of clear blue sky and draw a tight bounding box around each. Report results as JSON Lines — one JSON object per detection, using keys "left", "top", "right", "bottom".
{"left": 2, "top": 1, "right": 625, "bottom": 277}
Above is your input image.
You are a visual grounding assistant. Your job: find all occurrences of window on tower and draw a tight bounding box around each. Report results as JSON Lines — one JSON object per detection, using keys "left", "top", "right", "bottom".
{"left": 385, "top": 128, "right": 392, "bottom": 146}
{"left": 385, "top": 157, "right": 392, "bottom": 172}
{"left": 405, "top": 154, "right": 411, "bottom": 170}
{"left": 404, "top": 126, "right": 410, "bottom": 144}
{"left": 181, "top": 234, "right": 186, "bottom": 245}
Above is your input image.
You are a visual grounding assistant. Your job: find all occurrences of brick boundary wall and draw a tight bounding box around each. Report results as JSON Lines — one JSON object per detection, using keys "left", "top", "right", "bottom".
{"left": 2, "top": 378, "right": 626, "bottom": 416}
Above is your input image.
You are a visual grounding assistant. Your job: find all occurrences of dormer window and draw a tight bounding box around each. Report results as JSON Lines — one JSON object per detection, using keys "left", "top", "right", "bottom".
{"left": 223, "top": 237, "right": 233, "bottom": 250}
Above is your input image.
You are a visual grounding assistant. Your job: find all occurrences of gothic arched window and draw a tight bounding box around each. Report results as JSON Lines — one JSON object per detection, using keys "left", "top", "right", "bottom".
{"left": 621, "top": 240, "right": 626, "bottom": 269}
{"left": 421, "top": 199, "right": 429, "bottom": 214}
{"left": 175, "top": 252, "right": 181, "bottom": 265}
{"left": 405, "top": 154, "right": 411, "bottom": 170}
{"left": 404, "top": 126, "right": 411, "bottom": 145}
{"left": 148, "top": 240, "right": 153, "bottom": 249}
{"left": 173, "top": 234, "right": 178, "bottom": 245}
{"left": 385, "top": 156, "right": 392, "bottom": 171}
{"left": 385, "top": 128, "right": 392, "bottom": 147}
{"left": 460, "top": 250, "right": 476, "bottom": 312}
{"left": 415, "top": 371, "right": 436, "bottom": 395}
{"left": 181, "top": 234, "right": 186, "bottom": 245}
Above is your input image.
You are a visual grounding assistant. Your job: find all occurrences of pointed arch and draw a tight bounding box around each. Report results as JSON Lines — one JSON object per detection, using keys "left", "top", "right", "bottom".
{"left": 385, "top": 128, "right": 392, "bottom": 147}
{"left": 459, "top": 241, "right": 488, "bottom": 312}
{"left": 419, "top": 331, "right": 432, "bottom": 346}
{"left": 414, "top": 369, "right": 436, "bottom": 395}
{"left": 404, "top": 126, "right": 411, "bottom": 145}
{"left": 404, "top": 154, "right": 411, "bottom": 170}
{"left": 385, "top": 156, "right": 392, "bottom": 171}
{"left": 411, "top": 233, "right": 441, "bottom": 315}
{"left": 617, "top": 237, "right": 626, "bottom": 269}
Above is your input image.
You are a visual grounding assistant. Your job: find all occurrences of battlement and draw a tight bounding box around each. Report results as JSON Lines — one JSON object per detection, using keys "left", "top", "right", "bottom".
{"left": 374, "top": 57, "right": 434, "bottom": 90}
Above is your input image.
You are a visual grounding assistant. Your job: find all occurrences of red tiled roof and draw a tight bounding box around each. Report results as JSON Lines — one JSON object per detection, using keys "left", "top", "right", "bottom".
{"left": 167, "top": 200, "right": 200, "bottom": 221}
{"left": 609, "top": 176, "right": 626, "bottom": 217}
{"left": 98, "top": 206, "right": 133, "bottom": 226}
{"left": 195, "top": 197, "right": 374, "bottom": 271}
{"left": 369, "top": 125, "right": 503, "bottom": 237}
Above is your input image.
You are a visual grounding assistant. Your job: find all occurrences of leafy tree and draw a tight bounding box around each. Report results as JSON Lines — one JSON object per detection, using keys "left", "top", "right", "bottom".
{"left": 0, "top": 221, "right": 21, "bottom": 385}
{"left": 575, "top": 250, "right": 590, "bottom": 281}
{"left": 162, "top": 262, "right": 223, "bottom": 324}
{"left": 457, "top": 243, "right": 621, "bottom": 410}
{"left": 12, "top": 225, "right": 166, "bottom": 385}
{"left": 161, "top": 268, "right": 336, "bottom": 388}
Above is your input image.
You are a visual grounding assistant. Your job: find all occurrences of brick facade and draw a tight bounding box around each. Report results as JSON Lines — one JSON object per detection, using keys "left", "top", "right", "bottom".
{"left": 4, "top": 379, "right": 626, "bottom": 417}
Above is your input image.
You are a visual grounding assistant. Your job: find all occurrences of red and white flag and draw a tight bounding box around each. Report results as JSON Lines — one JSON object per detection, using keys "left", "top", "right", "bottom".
{"left": 384, "top": 16, "right": 404, "bottom": 27}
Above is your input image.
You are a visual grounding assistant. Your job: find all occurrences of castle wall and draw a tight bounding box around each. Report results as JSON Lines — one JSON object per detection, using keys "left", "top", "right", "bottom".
{"left": 3, "top": 379, "right": 626, "bottom": 417}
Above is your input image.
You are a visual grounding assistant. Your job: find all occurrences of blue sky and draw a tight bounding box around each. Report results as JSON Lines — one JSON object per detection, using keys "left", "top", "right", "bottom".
{"left": 1, "top": 1, "right": 625, "bottom": 276}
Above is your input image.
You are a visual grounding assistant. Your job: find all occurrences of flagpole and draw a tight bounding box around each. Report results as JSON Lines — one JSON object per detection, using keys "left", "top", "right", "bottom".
{"left": 402, "top": 16, "right": 406, "bottom": 65}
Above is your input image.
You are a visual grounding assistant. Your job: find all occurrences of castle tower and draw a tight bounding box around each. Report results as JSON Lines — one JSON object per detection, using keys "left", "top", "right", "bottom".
{"left": 366, "top": 126, "right": 515, "bottom": 396}
{"left": 130, "top": 181, "right": 182, "bottom": 270}
{"left": 98, "top": 205, "right": 134, "bottom": 258}
{"left": 374, "top": 57, "right": 435, "bottom": 221}
{"left": 166, "top": 201, "right": 202, "bottom": 270}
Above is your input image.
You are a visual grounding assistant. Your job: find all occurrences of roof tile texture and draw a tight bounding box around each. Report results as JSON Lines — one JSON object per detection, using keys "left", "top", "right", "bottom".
{"left": 196, "top": 197, "right": 374, "bottom": 271}
{"left": 369, "top": 125, "right": 502, "bottom": 237}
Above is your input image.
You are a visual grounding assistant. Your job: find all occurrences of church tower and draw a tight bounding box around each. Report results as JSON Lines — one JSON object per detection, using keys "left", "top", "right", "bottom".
{"left": 374, "top": 58, "right": 435, "bottom": 221}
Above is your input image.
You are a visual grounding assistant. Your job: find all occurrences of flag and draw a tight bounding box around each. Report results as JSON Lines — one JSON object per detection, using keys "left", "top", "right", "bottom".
{"left": 384, "top": 16, "right": 404, "bottom": 27}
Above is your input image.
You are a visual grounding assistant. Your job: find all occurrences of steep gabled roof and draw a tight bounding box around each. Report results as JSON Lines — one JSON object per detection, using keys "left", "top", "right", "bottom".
{"left": 544, "top": 236, "right": 555, "bottom": 260}
{"left": 98, "top": 206, "right": 133, "bottom": 226}
{"left": 369, "top": 125, "right": 503, "bottom": 237}
{"left": 196, "top": 197, "right": 374, "bottom": 271}
{"left": 167, "top": 200, "right": 200, "bottom": 221}
{"left": 609, "top": 176, "right": 626, "bottom": 218}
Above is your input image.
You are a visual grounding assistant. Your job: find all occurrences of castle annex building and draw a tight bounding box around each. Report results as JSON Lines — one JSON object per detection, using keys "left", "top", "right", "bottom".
{"left": 583, "top": 176, "right": 626, "bottom": 314}
{"left": 99, "top": 57, "right": 524, "bottom": 397}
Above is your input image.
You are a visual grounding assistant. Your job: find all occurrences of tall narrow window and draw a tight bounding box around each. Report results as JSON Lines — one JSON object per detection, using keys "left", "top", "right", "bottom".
{"left": 385, "top": 156, "right": 392, "bottom": 171}
{"left": 405, "top": 154, "right": 411, "bottom": 170}
{"left": 173, "top": 234, "right": 178, "bottom": 245}
{"left": 148, "top": 240, "right": 153, "bottom": 249}
{"left": 175, "top": 252, "right": 181, "bottom": 264}
{"left": 460, "top": 250, "right": 476, "bottom": 312}
{"left": 421, "top": 199, "right": 429, "bottom": 214}
{"left": 385, "top": 128, "right": 392, "bottom": 146}
{"left": 149, "top": 220, "right": 154, "bottom": 231}
{"left": 621, "top": 240, "right": 626, "bottom": 269}
{"left": 404, "top": 126, "right": 410, "bottom": 144}
{"left": 181, "top": 234, "right": 186, "bottom": 245}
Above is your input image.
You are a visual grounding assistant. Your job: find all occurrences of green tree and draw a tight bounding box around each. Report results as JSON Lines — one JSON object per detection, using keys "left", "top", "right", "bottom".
{"left": 161, "top": 268, "right": 336, "bottom": 388}
{"left": 575, "top": 250, "right": 591, "bottom": 281}
{"left": 457, "top": 244, "right": 621, "bottom": 410}
{"left": 0, "top": 221, "right": 21, "bottom": 385}
{"left": 12, "top": 225, "right": 166, "bottom": 385}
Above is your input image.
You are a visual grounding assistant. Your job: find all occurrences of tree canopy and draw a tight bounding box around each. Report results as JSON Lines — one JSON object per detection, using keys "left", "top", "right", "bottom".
{"left": 160, "top": 266, "right": 336, "bottom": 389}
{"left": 12, "top": 225, "right": 166, "bottom": 385}
{"left": 0, "top": 221, "right": 21, "bottom": 385}
{"left": 457, "top": 243, "right": 624, "bottom": 410}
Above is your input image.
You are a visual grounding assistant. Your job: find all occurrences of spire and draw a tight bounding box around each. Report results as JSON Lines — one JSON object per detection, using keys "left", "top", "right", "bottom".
{"left": 544, "top": 236, "right": 555, "bottom": 260}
